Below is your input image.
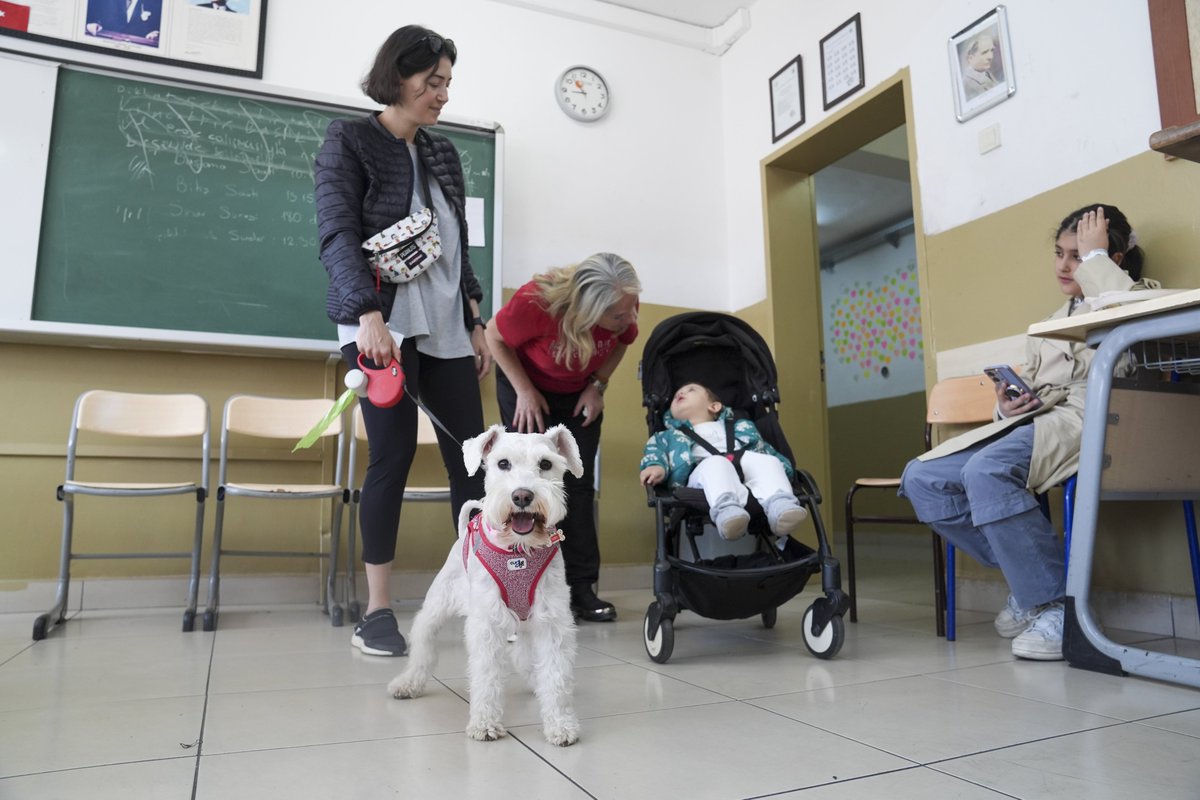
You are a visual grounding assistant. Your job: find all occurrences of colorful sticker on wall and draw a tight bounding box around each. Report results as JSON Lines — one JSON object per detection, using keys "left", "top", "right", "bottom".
{"left": 828, "top": 263, "right": 923, "bottom": 381}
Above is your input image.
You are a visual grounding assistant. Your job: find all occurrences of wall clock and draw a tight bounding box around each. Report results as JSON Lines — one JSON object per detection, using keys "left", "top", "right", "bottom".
{"left": 555, "top": 65, "right": 610, "bottom": 122}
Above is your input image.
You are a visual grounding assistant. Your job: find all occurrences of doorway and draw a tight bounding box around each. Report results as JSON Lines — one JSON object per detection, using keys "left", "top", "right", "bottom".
{"left": 761, "top": 72, "right": 935, "bottom": 596}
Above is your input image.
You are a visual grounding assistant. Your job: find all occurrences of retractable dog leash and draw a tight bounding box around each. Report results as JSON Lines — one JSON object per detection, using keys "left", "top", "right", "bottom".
{"left": 293, "top": 357, "right": 462, "bottom": 451}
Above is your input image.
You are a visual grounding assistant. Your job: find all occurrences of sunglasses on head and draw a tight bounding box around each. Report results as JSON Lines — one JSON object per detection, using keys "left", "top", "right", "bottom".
{"left": 422, "top": 33, "right": 456, "bottom": 61}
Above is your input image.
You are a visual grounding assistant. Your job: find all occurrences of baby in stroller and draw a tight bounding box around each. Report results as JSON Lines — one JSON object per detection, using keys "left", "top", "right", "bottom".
{"left": 639, "top": 382, "right": 808, "bottom": 546}
{"left": 637, "top": 312, "right": 847, "bottom": 664}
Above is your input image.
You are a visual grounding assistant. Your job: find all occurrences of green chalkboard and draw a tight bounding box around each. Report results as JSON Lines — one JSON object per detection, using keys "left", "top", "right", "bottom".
{"left": 32, "top": 68, "right": 497, "bottom": 342}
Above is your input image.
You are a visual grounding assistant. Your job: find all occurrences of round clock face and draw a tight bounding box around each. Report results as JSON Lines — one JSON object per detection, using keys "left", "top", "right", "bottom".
{"left": 555, "top": 66, "right": 610, "bottom": 122}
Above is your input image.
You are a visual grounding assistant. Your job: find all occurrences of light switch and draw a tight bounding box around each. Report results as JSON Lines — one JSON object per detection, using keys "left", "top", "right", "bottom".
{"left": 979, "top": 123, "right": 1001, "bottom": 154}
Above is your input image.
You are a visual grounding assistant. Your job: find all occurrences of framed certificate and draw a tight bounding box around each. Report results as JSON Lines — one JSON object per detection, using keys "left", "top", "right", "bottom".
{"left": 820, "top": 13, "right": 865, "bottom": 110}
{"left": 769, "top": 55, "right": 804, "bottom": 142}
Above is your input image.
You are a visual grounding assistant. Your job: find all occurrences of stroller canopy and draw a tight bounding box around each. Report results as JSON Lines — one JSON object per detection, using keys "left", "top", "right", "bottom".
{"left": 639, "top": 311, "right": 785, "bottom": 445}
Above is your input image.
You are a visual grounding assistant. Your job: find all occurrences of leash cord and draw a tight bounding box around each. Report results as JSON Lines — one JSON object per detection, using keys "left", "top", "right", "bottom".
{"left": 403, "top": 383, "right": 463, "bottom": 447}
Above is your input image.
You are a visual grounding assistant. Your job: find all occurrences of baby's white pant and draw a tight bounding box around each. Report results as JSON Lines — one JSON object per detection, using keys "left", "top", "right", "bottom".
{"left": 686, "top": 451, "right": 792, "bottom": 509}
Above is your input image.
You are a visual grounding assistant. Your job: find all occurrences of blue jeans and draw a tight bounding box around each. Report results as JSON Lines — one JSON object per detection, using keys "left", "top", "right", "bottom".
{"left": 898, "top": 423, "right": 1065, "bottom": 610}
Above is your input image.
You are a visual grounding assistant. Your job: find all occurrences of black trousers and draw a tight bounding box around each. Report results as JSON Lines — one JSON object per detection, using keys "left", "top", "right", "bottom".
{"left": 495, "top": 368, "right": 602, "bottom": 588}
{"left": 342, "top": 340, "right": 485, "bottom": 565}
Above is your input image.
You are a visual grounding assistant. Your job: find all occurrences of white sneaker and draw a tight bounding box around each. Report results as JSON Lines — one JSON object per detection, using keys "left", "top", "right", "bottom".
{"left": 994, "top": 594, "right": 1038, "bottom": 638}
{"left": 1011, "top": 603, "right": 1064, "bottom": 661}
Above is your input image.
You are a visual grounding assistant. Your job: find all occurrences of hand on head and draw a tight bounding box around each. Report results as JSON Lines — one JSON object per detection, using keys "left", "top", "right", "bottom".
{"left": 511, "top": 389, "right": 550, "bottom": 434}
{"left": 1076, "top": 207, "right": 1110, "bottom": 255}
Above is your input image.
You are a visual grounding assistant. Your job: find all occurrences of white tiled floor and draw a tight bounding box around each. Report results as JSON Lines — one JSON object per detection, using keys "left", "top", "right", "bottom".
{"left": 2, "top": 554, "right": 1199, "bottom": 800}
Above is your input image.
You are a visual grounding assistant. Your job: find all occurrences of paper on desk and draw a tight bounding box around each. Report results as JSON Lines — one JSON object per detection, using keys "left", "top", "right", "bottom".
{"left": 1077, "top": 288, "right": 1187, "bottom": 313}
{"left": 466, "top": 197, "right": 485, "bottom": 247}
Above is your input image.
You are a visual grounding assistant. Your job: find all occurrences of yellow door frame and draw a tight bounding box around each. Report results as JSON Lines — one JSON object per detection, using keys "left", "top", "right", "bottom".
{"left": 760, "top": 69, "right": 931, "bottom": 514}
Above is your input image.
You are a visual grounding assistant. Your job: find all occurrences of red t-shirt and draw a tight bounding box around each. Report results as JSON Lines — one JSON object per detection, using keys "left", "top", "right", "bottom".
{"left": 495, "top": 282, "right": 639, "bottom": 394}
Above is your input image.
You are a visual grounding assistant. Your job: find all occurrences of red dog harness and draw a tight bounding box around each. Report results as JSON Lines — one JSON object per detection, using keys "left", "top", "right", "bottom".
{"left": 462, "top": 515, "right": 559, "bottom": 621}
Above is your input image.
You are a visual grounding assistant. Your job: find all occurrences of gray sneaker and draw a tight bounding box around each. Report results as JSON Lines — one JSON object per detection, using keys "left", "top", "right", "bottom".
{"left": 1011, "top": 603, "right": 1064, "bottom": 661}
{"left": 712, "top": 505, "right": 750, "bottom": 540}
{"left": 765, "top": 492, "right": 809, "bottom": 536}
{"left": 351, "top": 608, "right": 407, "bottom": 656}
{"left": 994, "top": 594, "right": 1039, "bottom": 638}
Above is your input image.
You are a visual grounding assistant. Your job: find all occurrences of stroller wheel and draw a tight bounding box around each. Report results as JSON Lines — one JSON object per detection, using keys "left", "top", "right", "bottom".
{"left": 802, "top": 604, "right": 844, "bottom": 660}
{"left": 761, "top": 607, "right": 777, "bottom": 629}
{"left": 643, "top": 603, "right": 675, "bottom": 664}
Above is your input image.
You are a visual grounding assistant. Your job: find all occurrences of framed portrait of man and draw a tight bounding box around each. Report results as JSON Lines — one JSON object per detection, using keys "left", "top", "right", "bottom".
{"left": 949, "top": 5, "right": 1016, "bottom": 122}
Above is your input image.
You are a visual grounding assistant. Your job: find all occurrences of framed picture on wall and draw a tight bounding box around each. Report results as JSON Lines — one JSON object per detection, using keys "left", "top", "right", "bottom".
{"left": 0, "top": 0, "right": 268, "bottom": 78}
{"left": 949, "top": 5, "right": 1016, "bottom": 122}
{"left": 820, "top": 13, "right": 864, "bottom": 110}
{"left": 769, "top": 55, "right": 804, "bottom": 142}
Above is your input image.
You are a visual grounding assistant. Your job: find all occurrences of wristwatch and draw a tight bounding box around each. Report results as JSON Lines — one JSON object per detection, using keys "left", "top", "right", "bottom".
{"left": 590, "top": 374, "right": 608, "bottom": 394}
{"left": 471, "top": 316, "right": 486, "bottom": 330}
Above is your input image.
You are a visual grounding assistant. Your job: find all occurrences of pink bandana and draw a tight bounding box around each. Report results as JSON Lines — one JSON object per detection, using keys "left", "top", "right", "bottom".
{"left": 462, "top": 514, "right": 559, "bottom": 621}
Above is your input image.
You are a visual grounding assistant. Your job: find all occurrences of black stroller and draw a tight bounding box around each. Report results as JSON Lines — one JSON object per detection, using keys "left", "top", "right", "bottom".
{"left": 639, "top": 312, "right": 848, "bottom": 663}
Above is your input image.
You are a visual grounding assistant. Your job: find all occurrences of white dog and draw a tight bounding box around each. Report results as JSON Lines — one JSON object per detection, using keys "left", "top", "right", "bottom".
{"left": 388, "top": 424, "right": 584, "bottom": 746}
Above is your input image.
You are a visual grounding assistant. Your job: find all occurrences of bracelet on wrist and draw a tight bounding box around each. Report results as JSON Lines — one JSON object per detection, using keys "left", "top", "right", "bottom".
{"left": 590, "top": 374, "right": 608, "bottom": 394}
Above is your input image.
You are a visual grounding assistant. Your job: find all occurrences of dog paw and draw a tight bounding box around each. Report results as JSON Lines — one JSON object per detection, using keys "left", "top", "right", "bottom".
{"left": 466, "top": 720, "right": 507, "bottom": 741}
{"left": 544, "top": 718, "right": 580, "bottom": 747}
{"left": 387, "top": 673, "right": 425, "bottom": 699}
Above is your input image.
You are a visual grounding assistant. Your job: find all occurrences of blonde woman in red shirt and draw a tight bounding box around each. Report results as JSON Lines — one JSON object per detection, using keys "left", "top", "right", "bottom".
{"left": 485, "top": 253, "right": 641, "bottom": 621}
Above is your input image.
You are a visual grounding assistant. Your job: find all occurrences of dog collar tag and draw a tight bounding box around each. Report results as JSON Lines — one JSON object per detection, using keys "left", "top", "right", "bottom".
{"left": 550, "top": 529, "right": 565, "bottom": 544}
{"left": 506, "top": 557, "right": 527, "bottom": 571}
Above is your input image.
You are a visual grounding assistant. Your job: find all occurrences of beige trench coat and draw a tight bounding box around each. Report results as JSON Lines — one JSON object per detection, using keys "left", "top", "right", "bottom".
{"left": 919, "top": 255, "right": 1157, "bottom": 495}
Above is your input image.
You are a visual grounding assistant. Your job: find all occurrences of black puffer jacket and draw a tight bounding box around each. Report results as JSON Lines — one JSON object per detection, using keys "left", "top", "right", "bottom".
{"left": 314, "top": 114, "right": 483, "bottom": 326}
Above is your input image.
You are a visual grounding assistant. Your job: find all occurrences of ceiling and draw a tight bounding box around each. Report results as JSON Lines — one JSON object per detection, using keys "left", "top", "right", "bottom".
{"left": 813, "top": 126, "right": 914, "bottom": 259}
{"left": 595, "top": 0, "right": 755, "bottom": 27}
{"left": 593, "top": 1, "right": 914, "bottom": 257}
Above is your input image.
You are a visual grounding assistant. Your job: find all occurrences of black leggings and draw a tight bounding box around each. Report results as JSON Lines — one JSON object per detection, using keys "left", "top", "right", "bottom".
{"left": 342, "top": 339, "right": 485, "bottom": 565}
{"left": 495, "top": 368, "right": 602, "bottom": 588}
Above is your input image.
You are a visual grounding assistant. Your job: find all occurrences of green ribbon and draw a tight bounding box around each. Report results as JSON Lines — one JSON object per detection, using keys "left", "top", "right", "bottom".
{"left": 292, "top": 388, "right": 357, "bottom": 452}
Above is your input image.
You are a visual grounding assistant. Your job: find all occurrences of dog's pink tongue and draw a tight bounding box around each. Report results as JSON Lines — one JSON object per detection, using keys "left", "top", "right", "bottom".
{"left": 511, "top": 512, "right": 535, "bottom": 534}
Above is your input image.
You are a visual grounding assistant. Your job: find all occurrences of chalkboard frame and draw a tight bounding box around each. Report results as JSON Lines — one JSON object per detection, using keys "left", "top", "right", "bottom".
{"left": 0, "top": 57, "right": 504, "bottom": 357}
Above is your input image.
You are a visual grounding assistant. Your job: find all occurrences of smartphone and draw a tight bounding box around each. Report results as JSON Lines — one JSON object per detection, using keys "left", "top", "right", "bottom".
{"left": 983, "top": 365, "right": 1042, "bottom": 409}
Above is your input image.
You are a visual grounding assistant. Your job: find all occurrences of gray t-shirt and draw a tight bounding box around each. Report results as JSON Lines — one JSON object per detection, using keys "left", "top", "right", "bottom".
{"left": 338, "top": 145, "right": 472, "bottom": 359}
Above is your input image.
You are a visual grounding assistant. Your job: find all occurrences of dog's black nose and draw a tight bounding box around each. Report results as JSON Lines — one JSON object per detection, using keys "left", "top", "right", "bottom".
{"left": 511, "top": 488, "right": 534, "bottom": 509}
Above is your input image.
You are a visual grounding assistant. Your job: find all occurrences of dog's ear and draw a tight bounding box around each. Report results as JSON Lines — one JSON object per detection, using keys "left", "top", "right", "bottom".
{"left": 462, "top": 424, "right": 505, "bottom": 475}
{"left": 544, "top": 424, "right": 584, "bottom": 478}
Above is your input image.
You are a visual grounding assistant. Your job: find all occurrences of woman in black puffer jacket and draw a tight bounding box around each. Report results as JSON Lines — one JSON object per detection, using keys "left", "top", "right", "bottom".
{"left": 315, "top": 25, "right": 490, "bottom": 657}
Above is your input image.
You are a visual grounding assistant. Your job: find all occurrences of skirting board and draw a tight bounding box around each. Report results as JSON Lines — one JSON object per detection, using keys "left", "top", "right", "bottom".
{"left": 0, "top": 564, "right": 653, "bottom": 617}
{"left": 2, "top": 568, "right": 1195, "bottom": 642}
{"left": 957, "top": 577, "right": 1200, "bottom": 641}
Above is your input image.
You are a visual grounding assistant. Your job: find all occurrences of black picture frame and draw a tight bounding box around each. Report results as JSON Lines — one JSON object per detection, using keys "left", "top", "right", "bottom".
{"left": 0, "top": 0, "right": 268, "bottom": 79}
{"left": 769, "top": 55, "right": 805, "bottom": 142}
{"left": 820, "top": 12, "right": 865, "bottom": 111}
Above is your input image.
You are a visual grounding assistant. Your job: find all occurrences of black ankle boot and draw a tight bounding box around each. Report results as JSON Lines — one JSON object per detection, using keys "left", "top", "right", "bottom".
{"left": 570, "top": 584, "right": 616, "bottom": 622}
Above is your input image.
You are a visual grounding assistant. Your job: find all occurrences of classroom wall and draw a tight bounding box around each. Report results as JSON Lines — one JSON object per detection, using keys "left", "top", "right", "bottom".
{"left": 721, "top": 0, "right": 1162, "bottom": 310}
{"left": 2, "top": 0, "right": 1198, "bottom": 606}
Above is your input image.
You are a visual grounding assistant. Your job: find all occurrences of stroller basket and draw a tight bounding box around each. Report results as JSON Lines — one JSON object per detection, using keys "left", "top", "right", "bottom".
{"left": 667, "top": 541, "right": 817, "bottom": 620}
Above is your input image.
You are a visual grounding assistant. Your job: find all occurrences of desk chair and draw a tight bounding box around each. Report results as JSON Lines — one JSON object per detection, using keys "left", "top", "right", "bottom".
{"left": 202, "top": 395, "right": 348, "bottom": 632}
{"left": 34, "top": 391, "right": 210, "bottom": 640}
{"left": 844, "top": 375, "right": 996, "bottom": 636}
{"left": 343, "top": 403, "right": 450, "bottom": 622}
